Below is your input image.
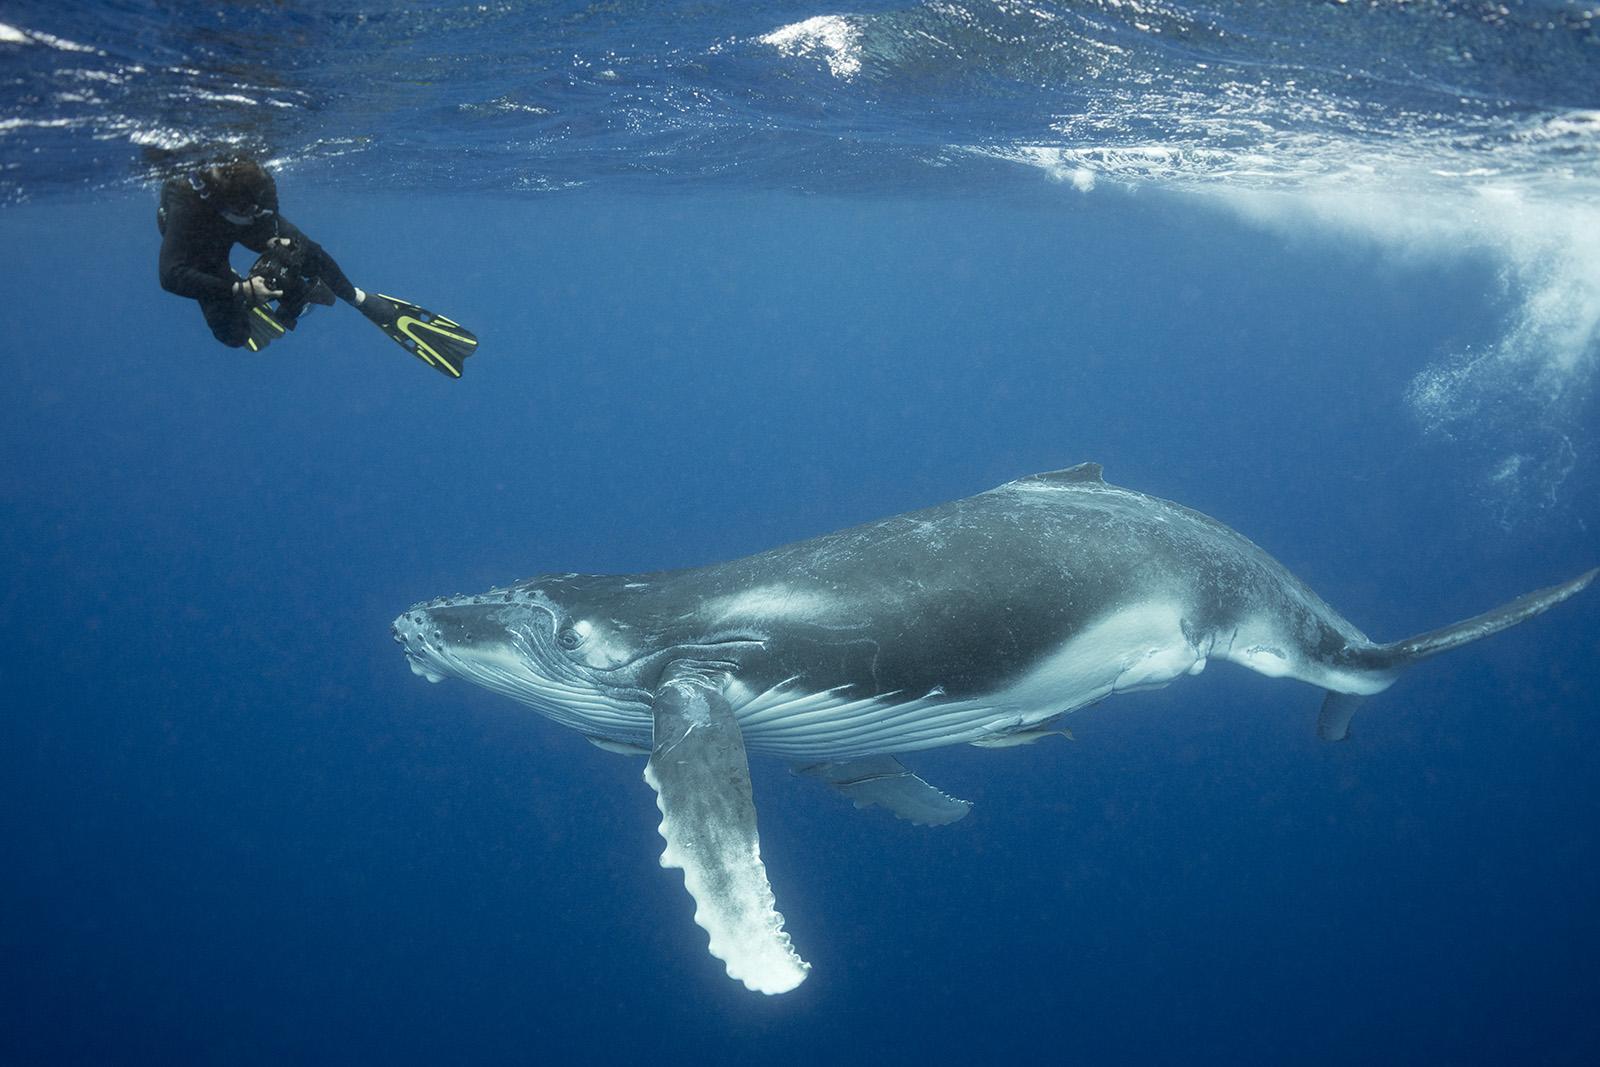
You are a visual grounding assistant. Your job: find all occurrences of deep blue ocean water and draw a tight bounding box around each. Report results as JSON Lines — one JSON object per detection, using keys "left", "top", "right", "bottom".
{"left": 3, "top": 3, "right": 1599, "bottom": 1063}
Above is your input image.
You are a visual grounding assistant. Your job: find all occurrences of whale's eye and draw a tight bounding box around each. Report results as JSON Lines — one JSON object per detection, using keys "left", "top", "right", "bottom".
{"left": 556, "top": 626, "right": 583, "bottom": 650}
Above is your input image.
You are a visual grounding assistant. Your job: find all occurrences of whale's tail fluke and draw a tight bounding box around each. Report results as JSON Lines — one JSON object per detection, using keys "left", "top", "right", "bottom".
{"left": 1364, "top": 568, "right": 1596, "bottom": 668}
{"left": 1318, "top": 568, "right": 1597, "bottom": 741}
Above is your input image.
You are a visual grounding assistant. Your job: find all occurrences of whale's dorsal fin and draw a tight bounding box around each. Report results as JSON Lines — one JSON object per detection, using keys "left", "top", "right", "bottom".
{"left": 794, "top": 755, "right": 971, "bottom": 826}
{"left": 1005, "top": 462, "right": 1105, "bottom": 490}
{"left": 1037, "top": 461, "right": 1104, "bottom": 483}
{"left": 645, "top": 663, "right": 810, "bottom": 994}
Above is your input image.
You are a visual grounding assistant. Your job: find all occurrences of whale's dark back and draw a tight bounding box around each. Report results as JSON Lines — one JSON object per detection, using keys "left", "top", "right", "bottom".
{"left": 617, "top": 466, "right": 1365, "bottom": 700}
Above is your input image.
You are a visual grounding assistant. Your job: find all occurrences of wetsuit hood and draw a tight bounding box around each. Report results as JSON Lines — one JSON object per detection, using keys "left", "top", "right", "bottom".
{"left": 192, "top": 158, "right": 278, "bottom": 224}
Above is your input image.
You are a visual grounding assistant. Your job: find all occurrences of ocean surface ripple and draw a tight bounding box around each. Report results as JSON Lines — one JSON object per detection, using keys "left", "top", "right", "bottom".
{"left": 3, "top": 1, "right": 1597, "bottom": 510}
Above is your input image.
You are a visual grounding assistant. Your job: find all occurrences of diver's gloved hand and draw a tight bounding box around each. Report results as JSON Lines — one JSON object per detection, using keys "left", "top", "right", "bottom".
{"left": 233, "top": 276, "right": 282, "bottom": 306}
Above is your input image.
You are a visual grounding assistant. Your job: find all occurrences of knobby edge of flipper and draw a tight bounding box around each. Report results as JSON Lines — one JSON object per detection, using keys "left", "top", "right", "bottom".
{"left": 1320, "top": 567, "right": 1596, "bottom": 742}
{"left": 644, "top": 662, "right": 810, "bottom": 994}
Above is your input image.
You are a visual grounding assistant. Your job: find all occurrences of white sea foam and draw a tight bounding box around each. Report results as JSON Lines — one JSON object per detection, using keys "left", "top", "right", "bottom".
{"left": 759, "top": 15, "right": 863, "bottom": 80}
{"left": 0, "top": 117, "right": 80, "bottom": 134}
{"left": 1214, "top": 177, "right": 1599, "bottom": 520}
{"left": 0, "top": 22, "right": 100, "bottom": 54}
{"left": 986, "top": 108, "right": 1600, "bottom": 520}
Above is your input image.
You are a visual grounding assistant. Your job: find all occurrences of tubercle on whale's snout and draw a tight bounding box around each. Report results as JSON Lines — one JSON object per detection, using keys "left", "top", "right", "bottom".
{"left": 391, "top": 610, "right": 449, "bottom": 683}
{"left": 389, "top": 591, "right": 517, "bottom": 651}
{"left": 396, "top": 596, "right": 529, "bottom": 645}
{"left": 392, "top": 592, "right": 565, "bottom": 687}
{"left": 390, "top": 608, "right": 437, "bottom": 648}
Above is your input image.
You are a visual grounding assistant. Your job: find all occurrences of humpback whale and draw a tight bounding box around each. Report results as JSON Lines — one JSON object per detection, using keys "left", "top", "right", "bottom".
{"left": 391, "top": 463, "right": 1594, "bottom": 994}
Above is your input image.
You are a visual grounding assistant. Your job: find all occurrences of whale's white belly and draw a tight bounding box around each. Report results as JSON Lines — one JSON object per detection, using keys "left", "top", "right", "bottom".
{"left": 731, "top": 600, "right": 1209, "bottom": 760}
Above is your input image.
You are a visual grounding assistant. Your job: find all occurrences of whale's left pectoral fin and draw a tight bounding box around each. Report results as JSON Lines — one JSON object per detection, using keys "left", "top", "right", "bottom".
{"left": 1317, "top": 691, "right": 1363, "bottom": 742}
{"left": 644, "top": 664, "right": 810, "bottom": 994}
{"left": 795, "top": 755, "right": 972, "bottom": 826}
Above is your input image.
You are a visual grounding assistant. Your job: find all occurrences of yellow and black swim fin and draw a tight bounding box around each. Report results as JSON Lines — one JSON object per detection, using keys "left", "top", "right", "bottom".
{"left": 359, "top": 293, "right": 478, "bottom": 378}
{"left": 243, "top": 304, "right": 287, "bottom": 353}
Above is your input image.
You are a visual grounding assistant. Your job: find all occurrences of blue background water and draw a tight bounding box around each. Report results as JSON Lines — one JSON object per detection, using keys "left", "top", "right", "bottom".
{"left": 4, "top": 3, "right": 1600, "bottom": 1064}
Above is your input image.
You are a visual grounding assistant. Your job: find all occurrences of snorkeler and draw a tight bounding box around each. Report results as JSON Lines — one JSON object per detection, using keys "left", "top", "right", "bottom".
{"left": 157, "top": 156, "right": 477, "bottom": 377}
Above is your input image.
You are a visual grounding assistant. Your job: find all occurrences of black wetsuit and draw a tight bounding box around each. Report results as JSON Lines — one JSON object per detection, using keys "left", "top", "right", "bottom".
{"left": 157, "top": 177, "right": 357, "bottom": 348}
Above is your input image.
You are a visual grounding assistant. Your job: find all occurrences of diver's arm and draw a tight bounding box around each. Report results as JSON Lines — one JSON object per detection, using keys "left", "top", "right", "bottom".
{"left": 157, "top": 211, "right": 236, "bottom": 301}
{"left": 270, "top": 217, "right": 360, "bottom": 304}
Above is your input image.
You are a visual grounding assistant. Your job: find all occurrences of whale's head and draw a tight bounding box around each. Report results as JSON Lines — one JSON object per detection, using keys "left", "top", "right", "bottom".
{"left": 392, "top": 574, "right": 763, "bottom": 736}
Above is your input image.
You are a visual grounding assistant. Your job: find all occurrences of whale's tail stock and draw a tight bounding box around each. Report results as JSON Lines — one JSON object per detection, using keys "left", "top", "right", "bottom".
{"left": 1317, "top": 568, "right": 1597, "bottom": 742}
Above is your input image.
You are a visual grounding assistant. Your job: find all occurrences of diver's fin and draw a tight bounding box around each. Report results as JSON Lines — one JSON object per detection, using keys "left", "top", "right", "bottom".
{"left": 1317, "top": 691, "right": 1363, "bottom": 742}
{"left": 644, "top": 664, "right": 809, "bottom": 995}
{"left": 361, "top": 293, "right": 478, "bottom": 378}
{"left": 795, "top": 755, "right": 971, "bottom": 826}
{"left": 243, "top": 304, "right": 287, "bottom": 352}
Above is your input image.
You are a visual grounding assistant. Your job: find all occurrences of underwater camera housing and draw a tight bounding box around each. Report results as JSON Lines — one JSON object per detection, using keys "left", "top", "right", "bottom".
{"left": 248, "top": 238, "right": 335, "bottom": 329}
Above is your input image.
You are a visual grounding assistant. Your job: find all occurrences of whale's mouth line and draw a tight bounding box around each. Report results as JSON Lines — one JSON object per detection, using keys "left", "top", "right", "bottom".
{"left": 409, "top": 635, "right": 657, "bottom": 732}
{"left": 393, "top": 596, "right": 768, "bottom": 705}
{"left": 405, "top": 649, "right": 448, "bottom": 684}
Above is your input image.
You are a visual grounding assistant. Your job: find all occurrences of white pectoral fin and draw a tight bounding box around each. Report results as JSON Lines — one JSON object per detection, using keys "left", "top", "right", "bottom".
{"left": 645, "top": 664, "right": 810, "bottom": 994}
{"left": 796, "top": 755, "right": 972, "bottom": 826}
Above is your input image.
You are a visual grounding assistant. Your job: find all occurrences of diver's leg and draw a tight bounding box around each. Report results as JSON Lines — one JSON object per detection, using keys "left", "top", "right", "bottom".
{"left": 199, "top": 293, "right": 250, "bottom": 348}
